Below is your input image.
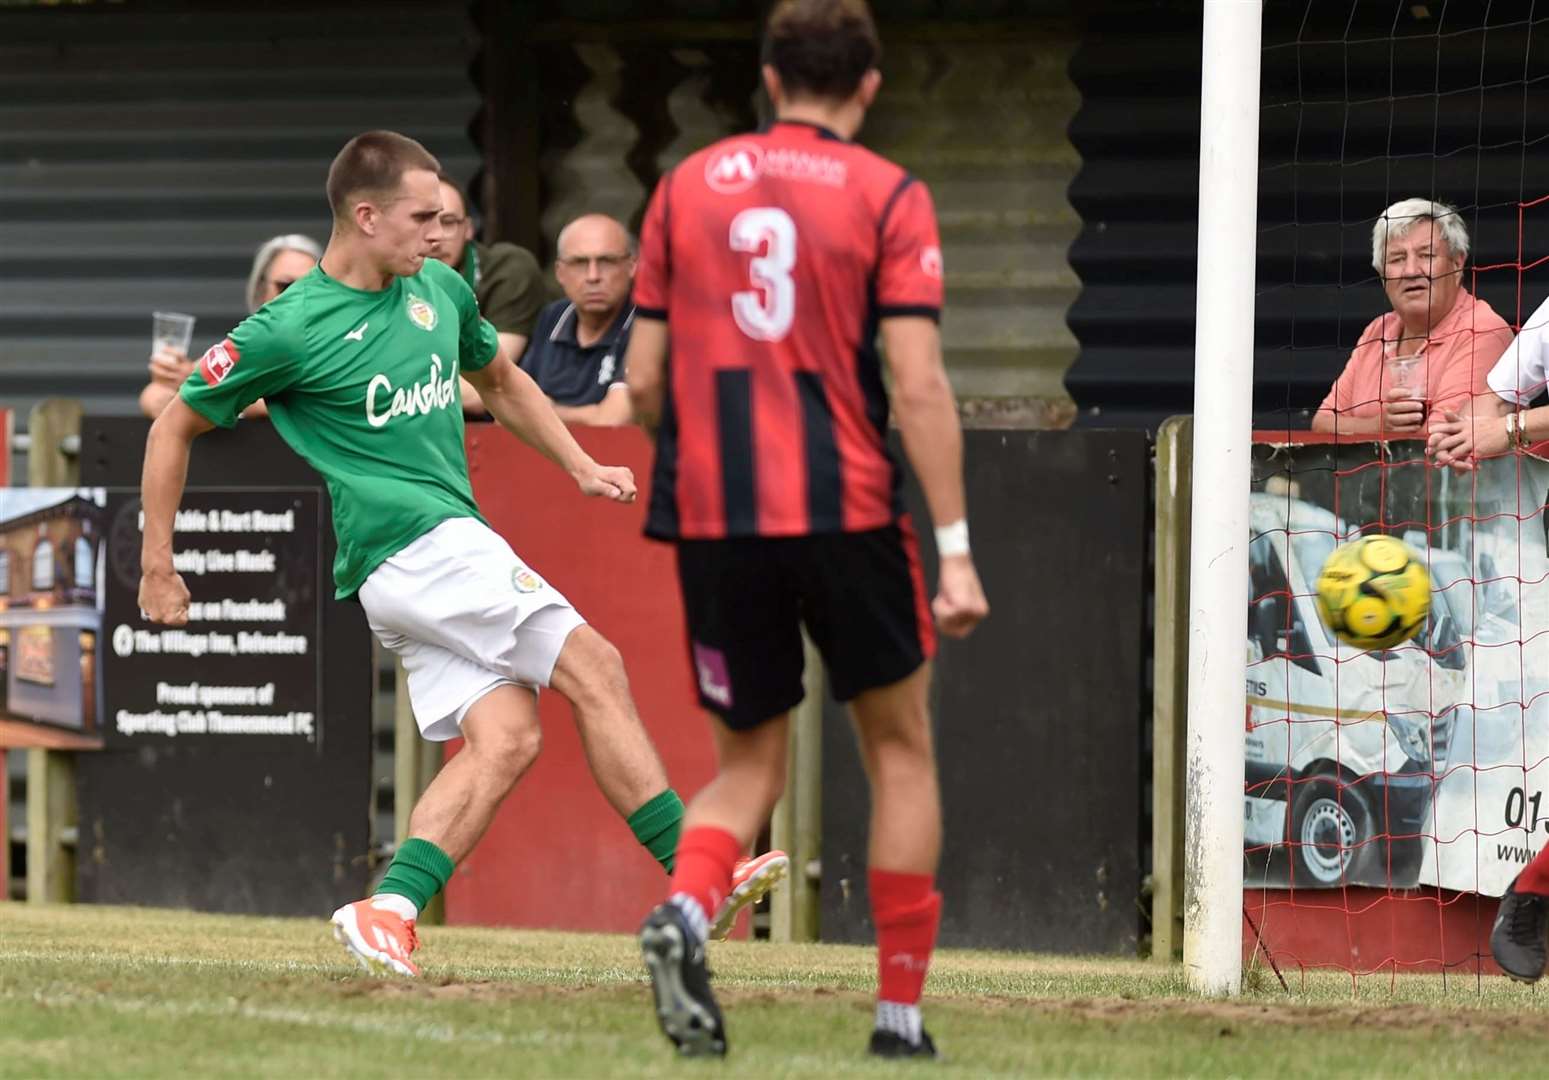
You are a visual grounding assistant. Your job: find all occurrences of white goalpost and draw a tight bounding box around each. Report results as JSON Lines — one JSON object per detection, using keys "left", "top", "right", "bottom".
{"left": 1184, "top": 0, "right": 1262, "bottom": 997}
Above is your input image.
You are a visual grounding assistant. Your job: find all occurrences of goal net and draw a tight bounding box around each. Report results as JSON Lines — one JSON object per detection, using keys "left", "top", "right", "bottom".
{"left": 1240, "top": 1, "right": 1549, "bottom": 981}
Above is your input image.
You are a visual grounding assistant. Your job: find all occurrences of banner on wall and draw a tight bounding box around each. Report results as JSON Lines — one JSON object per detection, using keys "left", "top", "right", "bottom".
{"left": 0, "top": 486, "right": 326, "bottom": 747}
{"left": 1244, "top": 438, "right": 1549, "bottom": 897}
{"left": 100, "top": 488, "right": 324, "bottom": 748}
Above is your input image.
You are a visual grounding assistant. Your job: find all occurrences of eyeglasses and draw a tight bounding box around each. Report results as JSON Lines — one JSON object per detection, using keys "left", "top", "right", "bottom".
{"left": 557, "top": 253, "right": 633, "bottom": 272}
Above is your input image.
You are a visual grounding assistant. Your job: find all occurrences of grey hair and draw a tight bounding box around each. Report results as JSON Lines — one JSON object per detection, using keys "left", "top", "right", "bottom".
{"left": 246, "top": 234, "right": 323, "bottom": 312}
{"left": 1371, "top": 198, "right": 1469, "bottom": 275}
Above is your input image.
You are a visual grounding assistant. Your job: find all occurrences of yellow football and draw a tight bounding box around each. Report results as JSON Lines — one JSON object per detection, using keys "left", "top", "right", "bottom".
{"left": 1314, "top": 534, "right": 1431, "bottom": 651}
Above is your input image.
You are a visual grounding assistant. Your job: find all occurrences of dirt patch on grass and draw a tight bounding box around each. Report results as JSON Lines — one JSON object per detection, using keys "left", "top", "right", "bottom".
{"left": 314, "top": 974, "right": 1549, "bottom": 1041}
{"left": 1011, "top": 996, "right": 1549, "bottom": 1039}
{"left": 325, "top": 977, "right": 628, "bottom": 1004}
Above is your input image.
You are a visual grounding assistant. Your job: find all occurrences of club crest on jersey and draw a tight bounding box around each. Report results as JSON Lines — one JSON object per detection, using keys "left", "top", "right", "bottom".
{"left": 198, "top": 339, "right": 240, "bottom": 385}
{"left": 405, "top": 292, "right": 438, "bottom": 331}
{"left": 512, "top": 567, "right": 544, "bottom": 593}
{"left": 920, "top": 245, "right": 944, "bottom": 280}
{"left": 705, "top": 142, "right": 763, "bottom": 194}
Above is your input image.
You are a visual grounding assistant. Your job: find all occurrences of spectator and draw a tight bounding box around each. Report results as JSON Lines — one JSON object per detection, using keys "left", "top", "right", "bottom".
{"left": 1311, "top": 198, "right": 1511, "bottom": 436}
{"left": 138, "top": 234, "right": 321, "bottom": 419}
{"left": 430, "top": 173, "right": 548, "bottom": 415}
{"left": 1428, "top": 291, "right": 1549, "bottom": 465}
{"left": 519, "top": 214, "right": 636, "bottom": 426}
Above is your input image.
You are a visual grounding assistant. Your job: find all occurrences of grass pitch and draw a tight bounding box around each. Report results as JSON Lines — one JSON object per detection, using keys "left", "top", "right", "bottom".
{"left": 5, "top": 905, "right": 1549, "bottom": 1077}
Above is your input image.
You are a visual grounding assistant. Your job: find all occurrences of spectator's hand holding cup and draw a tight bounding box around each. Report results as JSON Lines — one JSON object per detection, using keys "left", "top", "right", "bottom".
{"left": 1383, "top": 354, "right": 1427, "bottom": 433}
{"left": 148, "top": 346, "right": 195, "bottom": 387}
{"left": 150, "top": 311, "right": 197, "bottom": 387}
{"left": 1382, "top": 384, "right": 1427, "bottom": 432}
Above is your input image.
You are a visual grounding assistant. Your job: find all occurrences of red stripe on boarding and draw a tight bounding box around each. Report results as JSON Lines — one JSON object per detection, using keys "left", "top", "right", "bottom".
{"left": 897, "top": 514, "right": 936, "bottom": 660}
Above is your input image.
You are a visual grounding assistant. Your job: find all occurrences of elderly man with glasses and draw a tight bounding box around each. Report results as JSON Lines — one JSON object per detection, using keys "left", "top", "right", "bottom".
{"left": 518, "top": 214, "right": 638, "bottom": 427}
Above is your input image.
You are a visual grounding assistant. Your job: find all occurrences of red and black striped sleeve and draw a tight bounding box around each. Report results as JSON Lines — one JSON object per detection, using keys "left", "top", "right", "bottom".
{"left": 874, "top": 178, "right": 944, "bottom": 322}
{"left": 633, "top": 170, "right": 673, "bottom": 320}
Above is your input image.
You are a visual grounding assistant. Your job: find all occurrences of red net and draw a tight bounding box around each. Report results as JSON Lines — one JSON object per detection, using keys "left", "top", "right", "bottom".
{"left": 1245, "top": 5, "right": 1549, "bottom": 986}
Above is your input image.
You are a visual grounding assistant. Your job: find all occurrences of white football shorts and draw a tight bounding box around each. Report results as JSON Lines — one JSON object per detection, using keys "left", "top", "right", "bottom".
{"left": 358, "top": 516, "right": 586, "bottom": 741}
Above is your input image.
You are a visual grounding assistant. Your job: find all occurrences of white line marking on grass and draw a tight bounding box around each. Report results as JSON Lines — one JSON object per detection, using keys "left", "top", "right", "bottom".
{"left": 5, "top": 989, "right": 547, "bottom": 1048}
{"left": 0, "top": 948, "right": 339, "bottom": 975}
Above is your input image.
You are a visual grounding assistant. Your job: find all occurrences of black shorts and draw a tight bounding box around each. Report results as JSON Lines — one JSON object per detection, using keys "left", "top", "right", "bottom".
{"left": 674, "top": 518, "right": 936, "bottom": 730}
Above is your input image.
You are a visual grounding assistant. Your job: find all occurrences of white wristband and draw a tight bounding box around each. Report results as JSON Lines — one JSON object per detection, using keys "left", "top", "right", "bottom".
{"left": 934, "top": 519, "right": 970, "bottom": 558}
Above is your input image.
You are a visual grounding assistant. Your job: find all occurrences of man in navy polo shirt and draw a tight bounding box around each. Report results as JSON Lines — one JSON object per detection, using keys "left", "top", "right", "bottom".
{"left": 520, "top": 214, "right": 636, "bottom": 426}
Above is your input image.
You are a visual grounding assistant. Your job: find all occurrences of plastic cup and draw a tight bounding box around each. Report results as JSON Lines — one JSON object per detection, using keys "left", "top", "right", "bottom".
{"left": 1386, "top": 354, "right": 1430, "bottom": 405}
{"left": 152, "top": 311, "right": 196, "bottom": 356}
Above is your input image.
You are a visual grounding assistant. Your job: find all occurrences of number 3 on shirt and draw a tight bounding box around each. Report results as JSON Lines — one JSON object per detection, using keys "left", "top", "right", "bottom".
{"left": 730, "top": 207, "right": 796, "bottom": 342}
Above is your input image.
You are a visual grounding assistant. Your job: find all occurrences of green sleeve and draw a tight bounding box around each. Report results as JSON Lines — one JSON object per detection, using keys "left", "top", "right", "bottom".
{"left": 179, "top": 304, "right": 304, "bottom": 428}
{"left": 428, "top": 257, "right": 500, "bottom": 372}
{"left": 475, "top": 243, "right": 546, "bottom": 338}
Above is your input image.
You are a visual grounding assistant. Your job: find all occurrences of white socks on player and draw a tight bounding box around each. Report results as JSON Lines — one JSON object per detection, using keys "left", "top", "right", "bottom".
{"left": 371, "top": 893, "right": 419, "bottom": 922}
{"left": 668, "top": 892, "right": 710, "bottom": 945}
{"left": 875, "top": 1000, "right": 923, "bottom": 1045}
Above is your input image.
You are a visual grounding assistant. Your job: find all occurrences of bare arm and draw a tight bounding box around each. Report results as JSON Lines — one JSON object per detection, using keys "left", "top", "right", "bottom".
{"left": 458, "top": 377, "right": 487, "bottom": 417}
{"left": 552, "top": 385, "right": 634, "bottom": 427}
{"left": 141, "top": 348, "right": 194, "bottom": 419}
{"left": 883, "top": 317, "right": 966, "bottom": 528}
{"left": 139, "top": 381, "right": 177, "bottom": 420}
{"left": 1312, "top": 390, "right": 1428, "bottom": 436}
{"left": 138, "top": 396, "right": 214, "bottom": 624}
{"left": 498, "top": 331, "right": 528, "bottom": 363}
{"left": 1310, "top": 410, "right": 1391, "bottom": 435}
{"left": 462, "top": 350, "right": 636, "bottom": 502}
{"left": 624, "top": 318, "right": 668, "bottom": 436}
{"left": 461, "top": 333, "right": 530, "bottom": 419}
{"left": 142, "top": 377, "right": 265, "bottom": 420}
{"left": 879, "top": 316, "right": 988, "bottom": 638}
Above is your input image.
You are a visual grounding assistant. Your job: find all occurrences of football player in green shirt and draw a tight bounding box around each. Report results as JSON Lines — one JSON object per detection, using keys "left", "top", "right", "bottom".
{"left": 137, "top": 131, "right": 785, "bottom": 975}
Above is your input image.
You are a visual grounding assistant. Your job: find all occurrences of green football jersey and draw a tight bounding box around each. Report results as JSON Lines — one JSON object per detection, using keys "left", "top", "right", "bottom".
{"left": 180, "top": 256, "right": 501, "bottom": 599}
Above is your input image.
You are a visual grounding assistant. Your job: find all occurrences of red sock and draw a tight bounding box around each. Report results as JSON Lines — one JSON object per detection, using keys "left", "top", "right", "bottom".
{"left": 668, "top": 826, "right": 742, "bottom": 918}
{"left": 870, "top": 869, "right": 941, "bottom": 1004}
{"left": 1519, "top": 843, "right": 1549, "bottom": 895}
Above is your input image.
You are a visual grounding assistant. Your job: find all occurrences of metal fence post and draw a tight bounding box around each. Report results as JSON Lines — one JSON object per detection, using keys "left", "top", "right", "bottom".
{"left": 770, "top": 633, "right": 822, "bottom": 942}
{"left": 1151, "top": 415, "right": 1193, "bottom": 960}
{"left": 25, "top": 748, "right": 75, "bottom": 905}
{"left": 23, "top": 400, "right": 84, "bottom": 904}
{"left": 27, "top": 399, "right": 82, "bottom": 488}
{"left": 0, "top": 761, "right": 8, "bottom": 901}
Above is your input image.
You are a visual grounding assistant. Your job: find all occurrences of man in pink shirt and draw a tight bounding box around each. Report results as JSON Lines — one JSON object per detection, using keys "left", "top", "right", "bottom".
{"left": 1312, "top": 197, "right": 1512, "bottom": 436}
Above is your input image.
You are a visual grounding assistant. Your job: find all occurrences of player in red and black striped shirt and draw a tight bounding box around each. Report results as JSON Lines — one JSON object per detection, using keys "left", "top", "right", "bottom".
{"left": 628, "top": 0, "right": 988, "bottom": 1060}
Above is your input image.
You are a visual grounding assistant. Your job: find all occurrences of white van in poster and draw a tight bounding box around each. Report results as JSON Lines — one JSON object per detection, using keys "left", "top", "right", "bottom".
{"left": 1244, "top": 449, "right": 1549, "bottom": 898}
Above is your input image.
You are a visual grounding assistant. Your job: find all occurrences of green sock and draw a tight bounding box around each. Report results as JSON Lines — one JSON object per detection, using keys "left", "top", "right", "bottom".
{"left": 374, "top": 837, "right": 456, "bottom": 912}
{"left": 628, "top": 788, "right": 684, "bottom": 874}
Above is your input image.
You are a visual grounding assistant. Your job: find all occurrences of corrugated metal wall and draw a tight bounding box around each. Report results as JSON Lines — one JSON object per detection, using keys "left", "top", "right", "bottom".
{"left": 0, "top": 0, "right": 481, "bottom": 425}
{"left": 512, "top": 9, "right": 1081, "bottom": 428}
{"left": 867, "top": 31, "right": 1080, "bottom": 427}
{"left": 0, "top": 2, "right": 1082, "bottom": 428}
{"left": 1066, "top": 2, "right": 1549, "bottom": 430}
